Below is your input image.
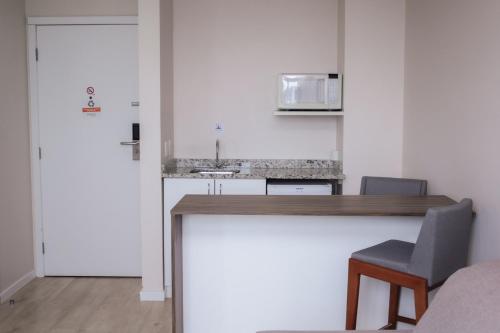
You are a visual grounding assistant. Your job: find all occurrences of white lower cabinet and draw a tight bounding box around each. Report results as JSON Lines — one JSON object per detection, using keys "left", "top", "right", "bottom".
{"left": 214, "top": 179, "right": 266, "bottom": 195}
{"left": 163, "top": 177, "right": 266, "bottom": 296}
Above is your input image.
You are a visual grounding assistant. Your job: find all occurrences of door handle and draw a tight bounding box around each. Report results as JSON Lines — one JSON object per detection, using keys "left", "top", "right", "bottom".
{"left": 219, "top": 183, "right": 222, "bottom": 195}
{"left": 122, "top": 124, "right": 140, "bottom": 161}
{"left": 120, "top": 140, "right": 140, "bottom": 160}
{"left": 120, "top": 140, "right": 140, "bottom": 146}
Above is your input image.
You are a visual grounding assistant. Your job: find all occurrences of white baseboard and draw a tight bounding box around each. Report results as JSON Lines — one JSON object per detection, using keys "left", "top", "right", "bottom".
{"left": 0, "top": 271, "right": 36, "bottom": 303}
{"left": 140, "top": 290, "right": 166, "bottom": 302}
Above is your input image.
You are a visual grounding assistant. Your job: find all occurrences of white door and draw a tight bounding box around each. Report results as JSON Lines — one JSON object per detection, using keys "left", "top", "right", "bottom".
{"left": 37, "top": 25, "right": 140, "bottom": 276}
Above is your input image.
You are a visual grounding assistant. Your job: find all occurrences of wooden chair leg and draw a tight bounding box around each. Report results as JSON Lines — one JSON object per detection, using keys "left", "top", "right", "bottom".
{"left": 387, "top": 284, "right": 401, "bottom": 329}
{"left": 414, "top": 282, "right": 429, "bottom": 323}
{"left": 346, "top": 260, "right": 361, "bottom": 330}
{"left": 346, "top": 259, "right": 429, "bottom": 330}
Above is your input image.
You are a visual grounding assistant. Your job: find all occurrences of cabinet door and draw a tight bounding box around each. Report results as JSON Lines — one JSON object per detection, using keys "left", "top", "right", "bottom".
{"left": 163, "top": 178, "right": 214, "bottom": 295}
{"left": 164, "top": 178, "right": 213, "bottom": 212}
{"left": 215, "top": 179, "right": 266, "bottom": 195}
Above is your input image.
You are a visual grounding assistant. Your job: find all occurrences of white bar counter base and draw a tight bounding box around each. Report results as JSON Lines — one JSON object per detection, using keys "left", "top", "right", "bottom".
{"left": 170, "top": 195, "right": 455, "bottom": 333}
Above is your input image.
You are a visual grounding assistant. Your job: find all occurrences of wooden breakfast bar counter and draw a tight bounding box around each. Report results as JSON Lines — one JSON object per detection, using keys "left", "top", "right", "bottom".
{"left": 170, "top": 195, "right": 456, "bottom": 333}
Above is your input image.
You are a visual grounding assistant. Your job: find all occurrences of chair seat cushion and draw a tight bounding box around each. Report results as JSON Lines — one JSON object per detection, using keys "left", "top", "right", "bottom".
{"left": 351, "top": 240, "right": 415, "bottom": 273}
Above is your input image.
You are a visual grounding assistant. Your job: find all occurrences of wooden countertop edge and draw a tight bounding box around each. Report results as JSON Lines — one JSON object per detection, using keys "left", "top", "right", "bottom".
{"left": 170, "top": 195, "right": 457, "bottom": 217}
{"left": 171, "top": 212, "right": 435, "bottom": 217}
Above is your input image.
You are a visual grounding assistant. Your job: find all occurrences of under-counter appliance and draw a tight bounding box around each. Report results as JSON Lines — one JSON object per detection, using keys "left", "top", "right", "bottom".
{"left": 267, "top": 181, "right": 333, "bottom": 195}
{"left": 278, "top": 73, "right": 343, "bottom": 110}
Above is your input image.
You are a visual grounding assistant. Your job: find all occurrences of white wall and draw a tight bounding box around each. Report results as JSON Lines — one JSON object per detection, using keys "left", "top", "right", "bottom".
{"left": 25, "top": 0, "right": 137, "bottom": 16}
{"left": 173, "top": 0, "right": 340, "bottom": 160}
{"left": 0, "top": 0, "right": 34, "bottom": 301}
{"left": 342, "top": 0, "right": 406, "bottom": 193}
{"left": 403, "top": 0, "right": 500, "bottom": 263}
{"left": 138, "top": 0, "right": 165, "bottom": 300}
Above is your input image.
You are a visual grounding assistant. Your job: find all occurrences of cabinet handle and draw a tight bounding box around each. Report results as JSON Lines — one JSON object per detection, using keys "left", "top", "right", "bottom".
{"left": 219, "top": 183, "right": 222, "bottom": 195}
{"left": 208, "top": 183, "right": 211, "bottom": 195}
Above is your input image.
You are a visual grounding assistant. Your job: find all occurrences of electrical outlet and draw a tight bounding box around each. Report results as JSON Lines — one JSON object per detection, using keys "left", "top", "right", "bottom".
{"left": 215, "top": 122, "right": 224, "bottom": 134}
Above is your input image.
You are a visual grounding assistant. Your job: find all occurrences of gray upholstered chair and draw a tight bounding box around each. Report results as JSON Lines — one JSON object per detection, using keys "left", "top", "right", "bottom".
{"left": 346, "top": 199, "right": 473, "bottom": 330}
{"left": 360, "top": 176, "right": 428, "bottom": 196}
{"left": 257, "top": 261, "right": 500, "bottom": 333}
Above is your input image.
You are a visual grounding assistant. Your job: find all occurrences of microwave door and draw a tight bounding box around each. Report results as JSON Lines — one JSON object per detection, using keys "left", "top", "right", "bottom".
{"left": 300, "top": 76, "right": 327, "bottom": 108}
{"left": 299, "top": 77, "right": 320, "bottom": 106}
{"left": 281, "top": 76, "right": 297, "bottom": 108}
{"left": 280, "top": 75, "right": 328, "bottom": 110}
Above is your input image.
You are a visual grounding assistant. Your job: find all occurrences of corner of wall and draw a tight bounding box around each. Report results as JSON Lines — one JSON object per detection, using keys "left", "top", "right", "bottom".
{"left": 138, "top": 0, "right": 164, "bottom": 297}
{"left": 160, "top": 0, "right": 174, "bottom": 164}
{"left": 0, "top": 271, "right": 35, "bottom": 303}
{"left": 0, "top": 0, "right": 35, "bottom": 299}
{"left": 341, "top": 0, "right": 407, "bottom": 194}
{"left": 401, "top": 0, "right": 410, "bottom": 177}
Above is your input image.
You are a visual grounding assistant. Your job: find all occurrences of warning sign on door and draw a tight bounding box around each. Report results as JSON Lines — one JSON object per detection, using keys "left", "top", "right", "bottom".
{"left": 82, "top": 107, "right": 101, "bottom": 113}
{"left": 83, "top": 86, "right": 101, "bottom": 113}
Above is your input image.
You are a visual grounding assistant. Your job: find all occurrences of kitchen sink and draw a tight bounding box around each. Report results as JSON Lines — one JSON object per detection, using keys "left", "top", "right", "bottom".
{"left": 190, "top": 168, "right": 240, "bottom": 175}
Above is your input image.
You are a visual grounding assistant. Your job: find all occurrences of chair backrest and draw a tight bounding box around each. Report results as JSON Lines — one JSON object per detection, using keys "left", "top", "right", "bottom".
{"left": 408, "top": 199, "right": 473, "bottom": 286}
{"left": 360, "top": 176, "right": 428, "bottom": 196}
{"left": 415, "top": 261, "right": 500, "bottom": 333}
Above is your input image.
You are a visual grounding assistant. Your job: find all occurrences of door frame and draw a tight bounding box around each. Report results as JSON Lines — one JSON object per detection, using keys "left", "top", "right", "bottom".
{"left": 27, "top": 16, "right": 138, "bottom": 277}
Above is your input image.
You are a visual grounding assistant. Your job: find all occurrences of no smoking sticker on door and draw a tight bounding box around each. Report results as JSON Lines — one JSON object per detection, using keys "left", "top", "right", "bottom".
{"left": 83, "top": 107, "right": 101, "bottom": 113}
{"left": 83, "top": 86, "right": 101, "bottom": 113}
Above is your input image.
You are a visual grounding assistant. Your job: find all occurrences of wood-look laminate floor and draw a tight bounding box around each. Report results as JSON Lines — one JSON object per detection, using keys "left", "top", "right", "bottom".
{"left": 0, "top": 277, "right": 171, "bottom": 333}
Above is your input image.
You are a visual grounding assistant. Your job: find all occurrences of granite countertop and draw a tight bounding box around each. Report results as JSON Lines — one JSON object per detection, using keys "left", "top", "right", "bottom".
{"left": 162, "top": 159, "right": 345, "bottom": 180}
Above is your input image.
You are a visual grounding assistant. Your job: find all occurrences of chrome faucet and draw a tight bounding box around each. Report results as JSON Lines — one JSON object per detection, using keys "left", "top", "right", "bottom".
{"left": 215, "top": 139, "right": 222, "bottom": 168}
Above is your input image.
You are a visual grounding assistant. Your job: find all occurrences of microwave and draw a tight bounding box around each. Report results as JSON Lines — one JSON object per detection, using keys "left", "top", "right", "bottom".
{"left": 278, "top": 73, "right": 343, "bottom": 110}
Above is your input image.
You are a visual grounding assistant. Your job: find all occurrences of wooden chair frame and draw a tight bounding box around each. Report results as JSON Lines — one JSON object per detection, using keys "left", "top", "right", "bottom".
{"left": 345, "top": 258, "right": 430, "bottom": 330}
